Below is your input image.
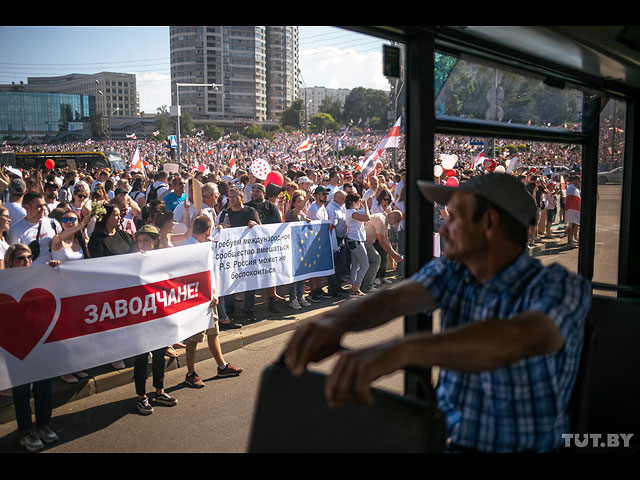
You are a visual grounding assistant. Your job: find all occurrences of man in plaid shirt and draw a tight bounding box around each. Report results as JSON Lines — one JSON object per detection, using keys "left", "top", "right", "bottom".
{"left": 284, "top": 173, "right": 591, "bottom": 453}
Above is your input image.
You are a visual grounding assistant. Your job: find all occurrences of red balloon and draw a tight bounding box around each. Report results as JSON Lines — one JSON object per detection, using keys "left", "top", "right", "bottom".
{"left": 445, "top": 177, "right": 459, "bottom": 187}
{"left": 198, "top": 164, "right": 206, "bottom": 172}
{"left": 265, "top": 171, "right": 284, "bottom": 187}
{"left": 446, "top": 169, "right": 456, "bottom": 177}
{"left": 44, "top": 159, "right": 55, "bottom": 169}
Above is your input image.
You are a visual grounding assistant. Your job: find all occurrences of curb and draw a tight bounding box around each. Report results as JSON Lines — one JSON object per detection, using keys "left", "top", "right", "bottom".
{"left": 0, "top": 297, "right": 341, "bottom": 426}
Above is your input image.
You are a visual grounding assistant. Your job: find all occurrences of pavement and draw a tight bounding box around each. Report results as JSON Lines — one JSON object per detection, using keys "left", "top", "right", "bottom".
{"left": 0, "top": 277, "right": 399, "bottom": 427}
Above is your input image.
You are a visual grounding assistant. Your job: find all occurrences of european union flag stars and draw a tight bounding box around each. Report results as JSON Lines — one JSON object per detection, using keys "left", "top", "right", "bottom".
{"left": 290, "top": 223, "right": 334, "bottom": 277}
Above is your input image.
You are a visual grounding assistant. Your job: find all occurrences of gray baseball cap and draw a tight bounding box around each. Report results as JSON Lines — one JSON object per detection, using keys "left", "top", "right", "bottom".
{"left": 417, "top": 173, "right": 536, "bottom": 228}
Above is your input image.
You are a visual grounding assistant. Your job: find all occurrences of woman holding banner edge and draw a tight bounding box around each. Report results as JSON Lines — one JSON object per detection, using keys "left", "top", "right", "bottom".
{"left": 4, "top": 243, "right": 60, "bottom": 452}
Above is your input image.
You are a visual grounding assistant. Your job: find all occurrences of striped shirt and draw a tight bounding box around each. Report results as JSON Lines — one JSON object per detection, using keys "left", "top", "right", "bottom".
{"left": 411, "top": 250, "right": 592, "bottom": 452}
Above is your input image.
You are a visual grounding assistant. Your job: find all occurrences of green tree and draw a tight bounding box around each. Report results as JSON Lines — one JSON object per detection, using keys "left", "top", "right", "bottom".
{"left": 203, "top": 123, "right": 224, "bottom": 141}
{"left": 154, "top": 106, "right": 172, "bottom": 138}
{"left": 309, "top": 113, "right": 339, "bottom": 133}
{"left": 343, "top": 87, "right": 389, "bottom": 130}
{"left": 319, "top": 97, "right": 343, "bottom": 124}
{"left": 280, "top": 98, "right": 304, "bottom": 129}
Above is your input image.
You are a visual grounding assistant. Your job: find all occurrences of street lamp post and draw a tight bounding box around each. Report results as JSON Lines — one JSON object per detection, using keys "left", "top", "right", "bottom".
{"left": 174, "top": 83, "right": 219, "bottom": 165}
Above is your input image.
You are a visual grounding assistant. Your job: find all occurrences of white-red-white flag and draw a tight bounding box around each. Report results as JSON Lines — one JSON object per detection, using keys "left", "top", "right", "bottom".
{"left": 296, "top": 137, "right": 312, "bottom": 153}
{"left": 126, "top": 133, "right": 137, "bottom": 139}
{"left": 362, "top": 117, "right": 402, "bottom": 168}
{"left": 229, "top": 157, "right": 237, "bottom": 175}
{"left": 130, "top": 147, "right": 145, "bottom": 177}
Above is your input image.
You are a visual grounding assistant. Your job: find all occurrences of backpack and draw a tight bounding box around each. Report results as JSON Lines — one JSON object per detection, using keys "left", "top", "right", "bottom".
{"left": 147, "top": 184, "right": 161, "bottom": 201}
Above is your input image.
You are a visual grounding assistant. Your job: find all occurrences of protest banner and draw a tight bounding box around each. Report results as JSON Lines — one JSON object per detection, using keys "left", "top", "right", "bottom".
{"left": 0, "top": 242, "right": 215, "bottom": 390}
{"left": 211, "top": 220, "right": 334, "bottom": 297}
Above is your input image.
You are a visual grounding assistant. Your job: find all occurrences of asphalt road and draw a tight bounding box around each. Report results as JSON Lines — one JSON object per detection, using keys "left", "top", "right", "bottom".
{"left": 0, "top": 317, "right": 405, "bottom": 453}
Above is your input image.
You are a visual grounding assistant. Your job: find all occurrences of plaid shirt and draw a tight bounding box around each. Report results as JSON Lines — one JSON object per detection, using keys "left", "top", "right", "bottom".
{"left": 411, "top": 250, "right": 591, "bottom": 452}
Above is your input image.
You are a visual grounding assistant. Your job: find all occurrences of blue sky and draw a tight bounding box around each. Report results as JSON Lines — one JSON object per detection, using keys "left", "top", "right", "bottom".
{"left": 0, "top": 26, "right": 390, "bottom": 114}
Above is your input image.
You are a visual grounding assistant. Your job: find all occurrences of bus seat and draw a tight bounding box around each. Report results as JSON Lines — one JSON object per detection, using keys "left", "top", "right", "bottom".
{"left": 568, "top": 295, "right": 640, "bottom": 453}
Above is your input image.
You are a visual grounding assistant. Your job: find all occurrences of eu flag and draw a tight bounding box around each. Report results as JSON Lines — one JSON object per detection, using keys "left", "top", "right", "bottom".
{"left": 290, "top": 222, "right": 334, "bottom": 277}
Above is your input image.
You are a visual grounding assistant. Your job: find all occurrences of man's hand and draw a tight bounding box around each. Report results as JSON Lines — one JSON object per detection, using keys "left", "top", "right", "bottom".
{"left": 324, "top": 339, "right": 405, "bottom": 407}
{"left": 284, "top": 316, "right": 344, "bottom": 377}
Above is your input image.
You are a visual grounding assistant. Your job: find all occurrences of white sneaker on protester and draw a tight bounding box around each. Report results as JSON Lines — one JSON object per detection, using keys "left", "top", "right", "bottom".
{"left": 374, "top": 278, "right": 381, "bottom": 285}
{"left": 20, "top": 432, "right": 44, "bottom": 452}
{"left": 299, "top": 297, "right": 311, "bottom": 307}
{"left": 382, "top": 278, "right": 393, "bottom": 284}
{"left": 289, "top": 299, "right": 302, "bottom": 310}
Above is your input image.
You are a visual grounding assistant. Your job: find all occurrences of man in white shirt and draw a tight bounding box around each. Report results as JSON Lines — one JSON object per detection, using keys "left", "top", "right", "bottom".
{"left": 8, "top": 192, "right": 61, "bottom": 266}
{"left": 326, "top": 170, "right": 342, "bottom": 203}
{"left": 306, "top": 186, "right": 331, "bottom": 301}
{"left": 326, "top": 190, "right": 348, "bottom": 297}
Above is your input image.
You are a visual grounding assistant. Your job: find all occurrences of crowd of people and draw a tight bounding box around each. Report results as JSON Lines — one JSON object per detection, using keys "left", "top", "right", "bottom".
{"left": 0, "top": 129, "right": 585, "bottom": 451}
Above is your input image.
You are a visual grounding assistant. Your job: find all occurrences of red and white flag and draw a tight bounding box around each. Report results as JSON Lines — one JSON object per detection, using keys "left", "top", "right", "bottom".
{"left": 473, "top": 150, "right": 485, "bottom": 168}
{"left": 229, "top": 156, "right": 237, "bottom": 175}
{"left": 359, "top": 117, "right": 402, "bottom": 175}
{"left": 130, "top": 147, "right": 145, "bottom": 176}
{"left": 126, "top": 133, "right": 137, "bottom": 139}
{"left": 0, "top": 244, "right": 215, "bottom": 390}
{"left": 296, "top": 136, "right": 312, "bottom": 153}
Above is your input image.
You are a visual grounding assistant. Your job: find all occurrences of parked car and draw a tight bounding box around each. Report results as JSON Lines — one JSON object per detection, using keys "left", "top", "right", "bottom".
{"left": 598, "top": 166, "right": 623, "bottom": 184}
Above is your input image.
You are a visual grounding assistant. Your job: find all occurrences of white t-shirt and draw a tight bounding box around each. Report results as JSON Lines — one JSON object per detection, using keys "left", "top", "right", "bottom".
{"left": 307, "top": 202, "right": 328, "bottom": 221}
{"left": 6, "top": 201, "right": 26, "bottom": 223}
{"left": 345, "top": 208, "right": 366, "bottom": 242}
{"left": 8, "top": 217, "right": 61, "bottom": 266}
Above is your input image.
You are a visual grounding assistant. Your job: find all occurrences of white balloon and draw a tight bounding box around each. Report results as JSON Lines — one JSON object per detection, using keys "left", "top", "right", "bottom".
{"left": 441, "top": 154, "right": 456, "bottom": 171}
{"left": 495, "top": 165, "right": 506, "bottom": 173}
{"left": 434, "top": 164, "right": 443, "bottom": 177}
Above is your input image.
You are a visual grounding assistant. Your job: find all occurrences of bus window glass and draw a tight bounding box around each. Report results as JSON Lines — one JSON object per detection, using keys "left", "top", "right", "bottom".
{"left": 593, "top": 98, "right": 625, "bottom": 291}
{"left": 435, "top": 53, "right": 585, "bottom": 132}
{"left": 433, "top": 134, "right": 581, "bottom": 273}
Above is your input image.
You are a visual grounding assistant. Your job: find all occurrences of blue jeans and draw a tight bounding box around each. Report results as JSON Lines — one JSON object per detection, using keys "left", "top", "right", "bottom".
{"left": 348, "top": 239, "right": 368, "bottom": 288}
{"left": 289, "top": 280, "right": 306, "bottom": 301}
{"left": 12, "top": 379, "right": 53, "bottom": 433}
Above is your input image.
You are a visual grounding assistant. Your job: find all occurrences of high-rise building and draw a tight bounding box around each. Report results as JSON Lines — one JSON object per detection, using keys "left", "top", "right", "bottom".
{"left": 169, "top": 26, "right": 299, "bottom": 124}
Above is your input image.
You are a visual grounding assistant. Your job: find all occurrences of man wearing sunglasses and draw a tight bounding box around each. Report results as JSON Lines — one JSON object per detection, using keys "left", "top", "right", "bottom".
{"left": 8, "top": 192, "right": 61, "bottom": 266}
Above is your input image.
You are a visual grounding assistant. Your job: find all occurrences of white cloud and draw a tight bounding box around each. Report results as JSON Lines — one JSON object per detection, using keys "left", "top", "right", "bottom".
{"left": 132, "top": 71, "right": 171, "bottom": 114}
{"left": 300, "top": 45, "right": 390, "bottom": 91}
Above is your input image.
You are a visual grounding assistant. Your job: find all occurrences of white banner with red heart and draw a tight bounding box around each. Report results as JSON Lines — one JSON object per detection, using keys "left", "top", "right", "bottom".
{"left": 0, "top": 242, "right": 215, "bottom": 390}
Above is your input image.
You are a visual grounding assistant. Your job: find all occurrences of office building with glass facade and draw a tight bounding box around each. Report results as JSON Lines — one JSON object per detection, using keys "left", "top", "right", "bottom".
{"left": 0, "top": 90, "right": 95, "bottom": 142}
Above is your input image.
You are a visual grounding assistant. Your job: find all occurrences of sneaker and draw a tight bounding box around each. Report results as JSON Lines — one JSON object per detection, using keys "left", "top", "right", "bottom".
{"left": 35, "top": 425, "right": 59, "bottom": 444}
{"left": 154, "top": 392, "right": 178, "bottom": 406}
{"left": 320, "top": 290, "right": 333, "bottom": 299}
{"left": 374, "top": 278, "right": 381, "bottom": 285}
{"left": 136, "top": 397, "right": 154, "bottom": 415}
{"left": 245, "top": 309, "right": 258, "bottom": 322}
{"left": 217, "top": 363, "right": 243, "bottom": 377}
{"left": 184, "top": 371, "right": 205, "bottom": 388}
{"left": 111, "top": 360, "right": 126, "bottom": 370}
{"left": 289, "top": 299, "right": 302, "bottom": 310}
{"left": 382, "top": 278, "right": 393, "bottom": 284}
{"left": 299, "top": 297, "right": 311, "bottom": 307}
{"left": 20, "top": 432, "right": 44, "bottom": 452}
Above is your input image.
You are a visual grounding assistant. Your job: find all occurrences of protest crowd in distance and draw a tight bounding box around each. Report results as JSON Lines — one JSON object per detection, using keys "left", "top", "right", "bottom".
{"left": 0, "top": 126, "right": 583, "bottom": 451}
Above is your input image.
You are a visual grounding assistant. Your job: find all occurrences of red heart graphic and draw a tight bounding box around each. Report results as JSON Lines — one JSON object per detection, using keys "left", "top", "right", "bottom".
{"left": 0, "top": 288, "right": 57, "bottom": 360}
